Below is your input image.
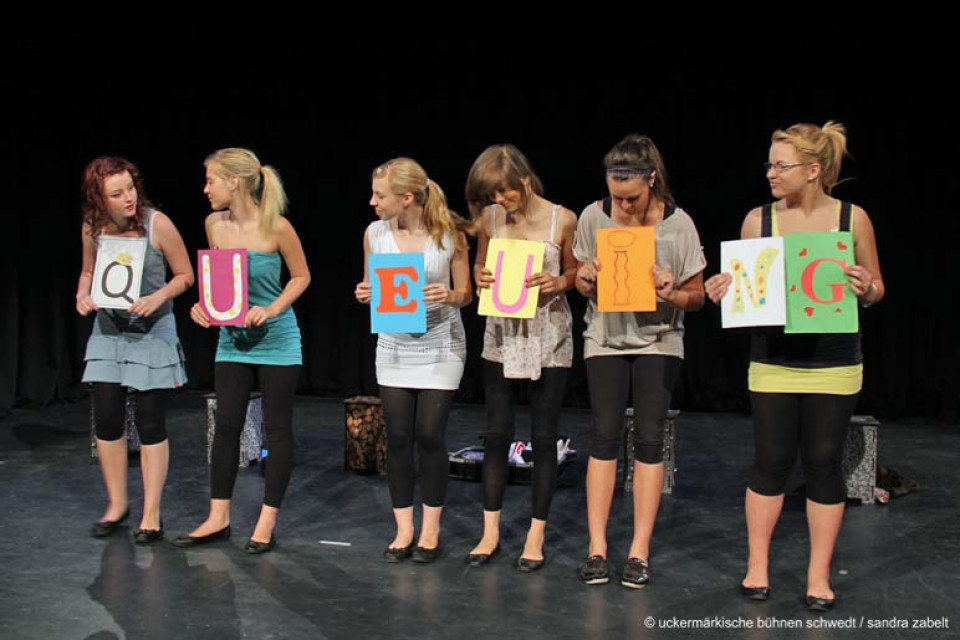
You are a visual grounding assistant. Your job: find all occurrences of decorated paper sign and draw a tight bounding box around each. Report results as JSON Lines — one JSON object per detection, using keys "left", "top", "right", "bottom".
{"left": 198, "top": 249, "right": 248, "bottom": 326}
{"left": 478, "top": 238, "right": 545, "bottom": 319}
{"left": 369, "top": 253, "right": 426, "bottom": 333}
{"left": 784, "top": 232, "right": 857, "bottom": 333}
{"left": 720, "top": 237, "right": 786, "bottom": 328}
{"left": 597, "top": 226, "right": 656, "bottom": 312}
{"left": 91, "top": 236, "right": 148, "bottom": 309}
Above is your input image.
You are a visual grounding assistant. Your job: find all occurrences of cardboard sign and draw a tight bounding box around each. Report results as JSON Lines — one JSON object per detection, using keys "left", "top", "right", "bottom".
{"left": 597, "top": 226, "right": 656, "bottom": 312}
{"left": 91, "top": 236, "right": 147, "bottom": 309}
{"left": 784, "top": 232, "right": 858, "bottom": 333}
{"left": 477, "top": 238, "right": 545, "bottom": 319}
{"left": 720, "top": 237, "right": 786, "bottom": 328}
{"left": 369, "top": 253, "right": 426, "bottom": 333}
{"left": 198, "top": 249, "right": 249, "bottom": 326}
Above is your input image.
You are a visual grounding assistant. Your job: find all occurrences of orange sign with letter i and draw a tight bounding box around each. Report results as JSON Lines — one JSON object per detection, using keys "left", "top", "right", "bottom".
{"left": 597, "top": 226, "right": 656, "bottom": 312}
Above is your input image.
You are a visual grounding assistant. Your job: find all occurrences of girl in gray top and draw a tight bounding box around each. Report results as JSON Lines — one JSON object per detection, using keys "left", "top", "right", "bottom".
{"left": 77, "top": 156, "right": 193, "bottom": 543}
{"left": 573, "top": 135, "right": 706, "bottom": 588}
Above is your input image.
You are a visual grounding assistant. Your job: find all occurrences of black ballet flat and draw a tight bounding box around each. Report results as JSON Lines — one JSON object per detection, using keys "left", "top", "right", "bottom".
{"left": 133, "top": 521, "right": 164, "bottom": 544}
{"left": 171, "top": 525, "right": 231, "bottom": 548}
{"left": 384, "top": 544, "right": 414, "bottom": 563}
{"left": 91, "top": 508, "right": 130, "bottom": 538}
{"left": 805, "top": 594, "right": 836, "bottom": 612}
{"left": 516, "top": 553, "right": 545, "bottom": 573}
{"left": 466, "top": 544, "right": 500, "bottom": 567}
{"left": 412, "top": 543, "right": 441, "bottom": 563}
{"left": 740, "top": 584, "right": 771, "bottom": 601}
{"left": 244, "top": 535, "right": 276, "bottom": 555}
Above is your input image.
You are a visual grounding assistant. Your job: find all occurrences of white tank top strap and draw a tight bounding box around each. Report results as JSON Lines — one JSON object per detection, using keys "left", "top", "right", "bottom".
{"left": 489, "top": 205, "right": 499, "bottom": 238}
{"left": 548, "top": 204, "right": 559, "bottom": 242}
{"left": 145, "top": 209, "right": 158, "bottom": 248}
{"left": 367, "top": 219, "right": 391, "bottom": 252}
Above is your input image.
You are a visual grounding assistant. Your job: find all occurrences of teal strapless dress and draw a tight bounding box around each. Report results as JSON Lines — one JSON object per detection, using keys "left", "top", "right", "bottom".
{"left": 216, "top": 251, "right": 302, "bottom": 366}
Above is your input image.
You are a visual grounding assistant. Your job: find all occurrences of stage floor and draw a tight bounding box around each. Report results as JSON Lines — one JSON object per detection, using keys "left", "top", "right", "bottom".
{"left": 1, "top": 392, "right": 956, "bottom": 639}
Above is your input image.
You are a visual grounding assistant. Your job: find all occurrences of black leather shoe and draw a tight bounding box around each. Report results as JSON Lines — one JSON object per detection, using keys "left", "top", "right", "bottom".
{"left": 133, "top": 521, "right": 164, "bottom": 544}
{"left": 171, "top": 525, "right": 231, "bottom": 548}
{"left": 516, "top": 553, "right": 545, "bottom": 573}
{"left": 91, "top": 508, "right": 130, "bottom": 538}
{"left": 466, "top": 544, "right": 500, "bottom": 567}
{"left": 412, "top": 543, "right": 441, "bottom": 563}
{"left": 578, "top": 555, "right": 609, "bottom": 585}
{"left": 740, "top": 584, "right": 771, "bottom": 601}
{"left": 384, "top": 544, "right": 414, "bottom": 563}
{"left": 621, "top": 558, "right": 650, "bottom": 589}
{"left": 244, "top": 535, "right": 276, "bottom": 555}
{"left": 805, "top": 594, "right": 836, "bottom": 612}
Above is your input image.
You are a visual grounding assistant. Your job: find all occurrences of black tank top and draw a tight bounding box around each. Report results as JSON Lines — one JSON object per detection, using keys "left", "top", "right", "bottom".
{"left": 749, "top": 202, "right": 862, "bottom": 368}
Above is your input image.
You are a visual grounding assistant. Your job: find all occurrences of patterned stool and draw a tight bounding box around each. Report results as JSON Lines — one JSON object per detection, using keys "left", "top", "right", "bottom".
{"left": 622, "top": 409, "right": 681, "bottom": 494}
{"left": 89, "top": 390, "right": 142, "bottom": 458}
{"left": 203, "top": 393, "right": 264, "bottom": 467}
{"left": 844, "top": 415, "right": 879, "bottom": 504}
{"left": 343, "top": 395, "right": 387, "bottom": 475}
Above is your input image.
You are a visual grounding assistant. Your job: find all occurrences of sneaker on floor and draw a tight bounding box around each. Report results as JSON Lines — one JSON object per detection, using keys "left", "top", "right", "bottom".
{"left": 578, "top": 555, "right": 609, "bottom": 585}
{"left": 621, "top": 557, "right": 650, "bottom": 589}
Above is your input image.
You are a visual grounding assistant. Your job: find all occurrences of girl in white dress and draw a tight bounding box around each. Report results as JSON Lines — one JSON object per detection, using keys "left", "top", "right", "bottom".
{"left": 355, "top": 158, "right": 472, "bottom": 563}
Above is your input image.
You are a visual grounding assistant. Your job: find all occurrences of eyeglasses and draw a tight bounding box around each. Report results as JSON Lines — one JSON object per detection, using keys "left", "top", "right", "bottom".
{"left": 763, "top": 161, "right": 812, "bottom": 174}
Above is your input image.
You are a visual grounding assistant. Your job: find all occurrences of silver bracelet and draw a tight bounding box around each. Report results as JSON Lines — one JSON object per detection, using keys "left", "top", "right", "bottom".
{"left": 860, "top": 281, "right": 879, "bottom": 308}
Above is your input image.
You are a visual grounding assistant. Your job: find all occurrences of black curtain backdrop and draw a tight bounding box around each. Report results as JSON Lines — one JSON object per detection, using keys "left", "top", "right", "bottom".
{"left": 2, "top": 21, "right": 956, "bottom": 422}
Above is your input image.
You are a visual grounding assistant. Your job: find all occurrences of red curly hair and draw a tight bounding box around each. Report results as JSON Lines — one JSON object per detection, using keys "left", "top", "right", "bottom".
{"left": 81, "top": 156, "right": 152, "bottom": 239}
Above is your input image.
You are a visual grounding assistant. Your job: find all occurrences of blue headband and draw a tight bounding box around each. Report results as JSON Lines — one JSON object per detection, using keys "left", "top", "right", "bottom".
{"left": 606, "top": 166, "right": 653, "bottom": 179}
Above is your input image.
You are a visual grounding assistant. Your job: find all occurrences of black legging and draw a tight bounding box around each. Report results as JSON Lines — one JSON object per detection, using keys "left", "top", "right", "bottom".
{"left": 379, "top": 386, "right": 455, "bottom": 509}
{"left": 481, "top": 362, "right": 568, "bottom": 520}
{"left": 91, "top": 383, "right": 168, "bottom": 445}
{"left": 585, "top": 354, "right": 681, "bottom": 462}
{"left": 210, "top": 362, "right": 301, "bottom": 508}
{"left": 749, "top": 391, "right": 859, "bottom": 505}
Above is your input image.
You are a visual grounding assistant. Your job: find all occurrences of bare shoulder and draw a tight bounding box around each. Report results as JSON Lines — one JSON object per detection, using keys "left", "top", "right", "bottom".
{"left": 149, "top": 211, "right": 175, "bottom": 244}
{"left": 150, "top": 210, "right": 176, "bottom": 231}
{"left": 205, "top": 210, "right": 228, "bottom": 230}
{"left": 744, "top": 206, "right": 764, "bottom": 223}
{"left": 852, "top": 204, "right": 873, "bottom": 224}
{"left": 557, "top": 205, "right": 578, "bottom": 229}
{"left": 741, "top": 206, "right": 764, "bottom": 239}
{"left": 275, "top": 216, "right": 301, "bottom": 241}
{"left": 850, "top": 204, "right": 877, "bottom": 244}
